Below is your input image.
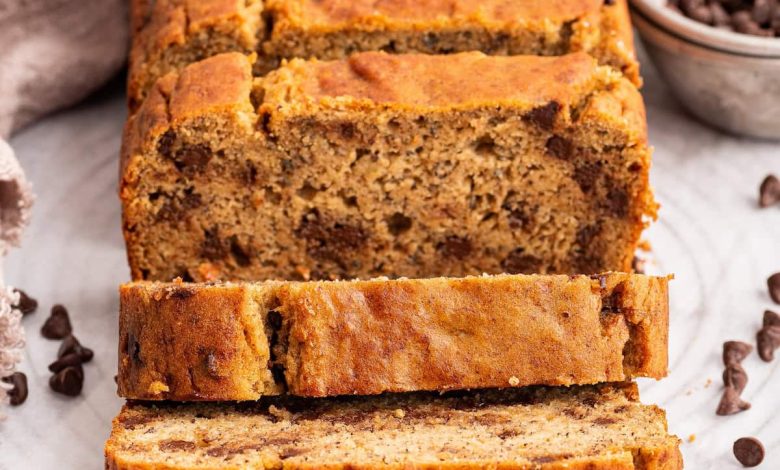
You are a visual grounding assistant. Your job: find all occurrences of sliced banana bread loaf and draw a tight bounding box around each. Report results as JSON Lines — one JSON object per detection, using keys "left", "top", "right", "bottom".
{"left": 118, "top": 273, "right": 669, "bottom": 401}
{"left": 121, "top": 51, "right": 656, "bottom": 282}
{"left": 128, "top": 0, "right": 639, "bottom": 109}
{"left": 105, "top": 383, "right": 682, "bottom": 469}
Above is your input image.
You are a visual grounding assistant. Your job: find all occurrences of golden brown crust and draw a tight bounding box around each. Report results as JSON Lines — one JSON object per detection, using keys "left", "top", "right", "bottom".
{"left": 105, "top": 383, "right": 682, "bottom": 470}
{"left": 117, "top": 273, "right": 669, "bottom": 401}
{"left": 127, "top": 0, "right": 639, "bottom": 109}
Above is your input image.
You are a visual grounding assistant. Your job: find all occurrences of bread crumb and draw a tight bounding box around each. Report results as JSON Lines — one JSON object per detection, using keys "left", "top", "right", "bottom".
{"left": 688, "top": 434, "right": 696, "bottom": 443}
{"left": 393, "top": 408, "right": 406, "bottom": 419}
{"left": 269, "top": 405, "right": 292, "bottom": 421}
{"left": 508, "top": 376, "right": 520, "bottom": 386}
{"left": 147, "top": 381, "right": 170, "bottom": 395}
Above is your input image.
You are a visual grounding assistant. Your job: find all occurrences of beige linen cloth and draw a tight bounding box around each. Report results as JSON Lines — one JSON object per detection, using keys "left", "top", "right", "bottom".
{"left": 0, "top": 0, "right": 128, "bottom": 409}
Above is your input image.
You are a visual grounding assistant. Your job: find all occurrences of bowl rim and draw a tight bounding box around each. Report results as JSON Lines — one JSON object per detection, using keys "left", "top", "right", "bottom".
{"left": 629, "top": 0, "right": 780, "bottom": 57}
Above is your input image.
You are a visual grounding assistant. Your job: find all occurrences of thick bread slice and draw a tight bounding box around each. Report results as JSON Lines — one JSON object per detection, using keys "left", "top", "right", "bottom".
{"left": 118, "top": 273, "right": 669, "bottom": 401}
{"left": 105, "top": 383, "right": 683, "bottom": 469}
{"left": 128, "top": 0, "right": 639, "bottom": 109}
{"left": 121, "top": 51, "right": 655, "bottom": 283}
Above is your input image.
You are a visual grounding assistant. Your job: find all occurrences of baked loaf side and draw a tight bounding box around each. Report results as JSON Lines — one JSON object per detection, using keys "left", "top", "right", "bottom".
{"left": 127, "top": 0, "right": 639, "bottom": 109}
{"left": 121, "top": 51, "right": 656, "bottom": 283}
{"left": 117, "top": 273, "right": 669, "bottom": 401}
{"left": 105, "top": 383, "right": 683, "bottom": 470}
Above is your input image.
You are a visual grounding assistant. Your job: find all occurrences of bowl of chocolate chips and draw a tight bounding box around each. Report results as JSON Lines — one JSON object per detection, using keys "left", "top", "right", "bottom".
{"left": 631, "top": 0, "right": 780, "bottom": 139}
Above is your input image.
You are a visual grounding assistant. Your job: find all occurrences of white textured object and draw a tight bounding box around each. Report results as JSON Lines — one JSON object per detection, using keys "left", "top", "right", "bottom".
{"left": 0, "top": 50, "right": 778, "bottom": 468}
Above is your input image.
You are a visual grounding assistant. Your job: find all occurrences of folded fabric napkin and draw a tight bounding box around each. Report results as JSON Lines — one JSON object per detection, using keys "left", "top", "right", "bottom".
{"left": 0, "top": 0, "right": 128, "bottom": 410}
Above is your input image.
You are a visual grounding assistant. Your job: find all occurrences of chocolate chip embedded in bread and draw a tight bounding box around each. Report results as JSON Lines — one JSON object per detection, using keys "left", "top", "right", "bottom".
{"left": 157, "top": 130, "right": 176, "bottom": 158}
{"left": 172, "top": 144, "right": 213, "bottom": 175}
{"left": 436, "top": 236, "right": 473, "bottom": 260}
{"left": 545, "top": 136, "right": 574, "bottom": 160}
{"left": 159, "top": 440, "right": 197, "bottom": 453}
{"left": 716, "top": 386, "right": 751, "bottom": 416}
{"left": 501, "top": 248, "right": 542, "bottom": 274}
{"left": 759, "top": 175, "right": 780, "bottom": 208}
{"left": 202, "top": 228, "right": 229, "bottom": 261}
{"left": 1, "top": 372, "right": 28, "bottom": 406}
{"left": 733, "top": 437, "right": 765, "bottom": 467}
{"left": 723, "top": 340, "right": 753, "bottom": 366}
{"left": 41, "top": 304, "right": 73, "bottom": 339}
{"left": 13, "top": 288, "right": 37, "bottom": 315}
{"left": 49, "top": 365, "right": 84, "bottom": 397}
{"left": 524, "top": 101, "right": 561, "bottom": 131}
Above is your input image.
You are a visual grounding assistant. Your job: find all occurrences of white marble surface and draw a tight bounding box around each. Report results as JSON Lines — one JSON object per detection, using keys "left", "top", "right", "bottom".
{"left": 0, "top": 50, "right": 779, "bottom": 468}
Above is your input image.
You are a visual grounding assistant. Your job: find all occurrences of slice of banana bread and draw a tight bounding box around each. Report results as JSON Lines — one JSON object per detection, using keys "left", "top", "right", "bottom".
{"left": 128, "top": 0, "right": 639, "bottom": 109}
{"left": 118, "top": 273, "right": 669, "bottom": 401}
{"left": 121, "top": 51, "right": 656, "bottom": 282}
{"left": 105, "top": 383, "right": 683, "bottom": 469}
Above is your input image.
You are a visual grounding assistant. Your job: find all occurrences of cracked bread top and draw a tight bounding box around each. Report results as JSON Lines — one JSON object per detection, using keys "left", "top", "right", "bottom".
{"left": 105, "top": 383, "right": 683, "bottom": 469}
{"left": 117, "top": 273, "right": 669, "bottom": 401}
{"left": 127, "top": 0, "right": 639, "bottom": 108}
{"left": 122, "top": 51, "right": 648, "bottom": 179}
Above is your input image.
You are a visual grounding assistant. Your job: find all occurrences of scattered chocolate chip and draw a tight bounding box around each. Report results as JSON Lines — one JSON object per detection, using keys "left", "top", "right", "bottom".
{"left": 58, "top": 335, "right": 94, "bottom": 363}
{"left": 767, "top": 272, "right": 780, "bottom": 304}
{"left": 670, "top": 0, "right": 780, "bottom": 37}
{"left": 733, "top": 437, "right": 765, "bottom": 467}
{"left": 41, "top": 304, "right": 72, "bottom": 339}
{"left": 13, "top": 289, "right": 37, "bottom": 315}
{"left": 757, "top": 322, "right": 780, "bottom": 362}
{"left": 716, "top": 386, "right": 751, "bottom": 415}
{"left": 723, "top": 364, "right": 749, "bottom": 394}
{"left": 48, "top": 353, "right": 84, "bottom": 373}
{"left": 1, "top": 372, "right": 28, "bottom": 406}
{"left": 723, "top": 340, "right": 753, "bottom": 366}
{"left": 49, "top": 365, "right": 84, "bottom": 397}
{"left": 764, "top": 309, "right": 780, "bottom": 328}
{"left": 759, "top": 175, "right": 780, "bottom": 208}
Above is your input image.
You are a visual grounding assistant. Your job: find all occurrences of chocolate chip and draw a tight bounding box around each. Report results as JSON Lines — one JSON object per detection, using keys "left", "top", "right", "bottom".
{"left": 734, "top": 437, "right": 765, "bottom": 467}
{"left": 49, "top": 365, "right": 84, "bottom": 397}
{"left": 13, "top": 288, "right": 37, "bottom": 315}
{"left": 764, "top": 309, "right": 780, "bottom": 328}
{"left": 48, "top": 353, "right": 84, "bottom": 373}
{"left": 157, "top": 130, "right": 176, "bottom": 158}
{"left": 58, "top": 335, "right": 94, "bottom": 362}
{"left": 159, "top": 440, "right": 197, "bottom": 452}
{"left": 386, "top": 213, "right": 413, "bottom": 236}
{"left": 604, "top": 188, "right": 629, "bottom": 218}
{"left": 229, "top": 235, "right": 251, "bottom": 267}
{"left": 723, "top": 340, "right": 753, "bottom": 366}
{"left": 295, "top": 209, "right": 368, "bottom": 264}
{"left": 1, "top": 372, "right": 28, "bottom": 406}
{"left": 723, "top": 364, "right": 749, "bottom": 394}
{"left": 524, "top": 101, "right": 561, "bottom": 131}
{"left": 174, "top": 144, "right": 212, "bottom": 175}
{"left": 767, "top": 272, "right": 780, "bottom": 303}
{"left": 573, "top": 162, "right": 602, "bottom": 194}
{"left": 545, "top": 136, "right": 574, "bottom": 160}
{"left": 436, "top": 235, "right": 473, "bottom": 259}
{"left": 632, "top": 256, "right": 646, "bottom": 274}
{"left": 202, "top": 228, "right": 228, "bottom": 260}
{"left": 501, "top": 248, "right": 543, "bottom": 274}
{"left": 757, "top": 323, "right": 780, "bottom": 362}
{"left": 716, "top": 386, "right": 751, "bottom": 415}
{"left": 41, "top": 305, "right": 72, "bottom": 339}
{"left": 759, "top": 175, "right": 780, "bottom": 208}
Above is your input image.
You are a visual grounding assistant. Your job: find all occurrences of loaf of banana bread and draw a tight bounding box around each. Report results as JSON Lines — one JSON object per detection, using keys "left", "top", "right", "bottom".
{"left": 105, "top": 383, "right": 683, "bottom": 469}
{"left": 121, "top": 51, "right": 656, "bottom": 282}
{"left": 118, "top": 273, "right": 669, "bottom": 401}
{"left": 128, "top": 0, "right": 640, "bottom": 109}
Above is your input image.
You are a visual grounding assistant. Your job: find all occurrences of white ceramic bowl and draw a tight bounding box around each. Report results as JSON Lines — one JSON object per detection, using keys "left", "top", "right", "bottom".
{"left": 631, "top": 0, "right": 780, "bottom": 139}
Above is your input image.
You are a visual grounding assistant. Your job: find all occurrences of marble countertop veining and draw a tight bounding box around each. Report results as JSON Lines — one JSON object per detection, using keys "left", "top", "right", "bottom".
{"left": 0, "top": 50, "right": 779, "bottom": 469}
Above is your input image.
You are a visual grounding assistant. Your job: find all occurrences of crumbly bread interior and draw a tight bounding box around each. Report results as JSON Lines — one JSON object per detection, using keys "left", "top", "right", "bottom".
{"left": 117, "top": 273, "right": 669, "bottom": 401}
{"left": 105, "top": 383, "right": 682, "bottom": 469}
{"left": 121, "top": 52, "right": 655, "bottom": 283}
{"left": 128, "top": 0, "right": 639, "bottom": 107}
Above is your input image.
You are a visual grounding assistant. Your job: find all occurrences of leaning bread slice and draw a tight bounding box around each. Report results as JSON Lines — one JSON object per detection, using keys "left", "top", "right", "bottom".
{"left": 105, "top": 383, "right": 682, "bottom": 469}
{"left": 122, "top": 51, "right": 656, "bottom": 283}
{"left": 118, "top": 273, "right": 669, "bottom": 401}
{"left": 128, "top": 0, "right": 639, "bottom": 109}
